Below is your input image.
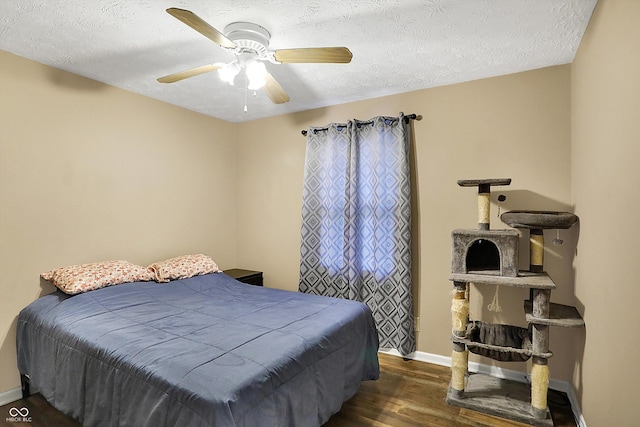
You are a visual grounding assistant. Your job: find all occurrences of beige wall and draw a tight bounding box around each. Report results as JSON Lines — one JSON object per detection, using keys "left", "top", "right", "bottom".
{"left": 237, "top": 64, "right": 578, "bottom": 379}
{"left": 0, "top": 51, "right": 239, "bottom": 392}
{"left": 571, "top": 0, "right": 640, "bottom": 425}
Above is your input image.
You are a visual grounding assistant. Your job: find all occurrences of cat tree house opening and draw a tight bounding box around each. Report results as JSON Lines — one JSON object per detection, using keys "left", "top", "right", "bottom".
{"left": 466, "top": 239, "right": 499, "bottom": 271}
{"left": 452, "top": 229, "right": 519, "bottom": 276}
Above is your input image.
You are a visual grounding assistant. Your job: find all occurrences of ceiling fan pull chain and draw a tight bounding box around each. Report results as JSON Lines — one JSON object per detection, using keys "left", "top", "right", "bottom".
{"left": 244, "top": 73, "right": 248, "bottom": 113}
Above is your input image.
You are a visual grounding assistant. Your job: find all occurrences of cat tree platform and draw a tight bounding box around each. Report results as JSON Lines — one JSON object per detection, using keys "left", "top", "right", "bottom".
{"left": 501, "top": 211, "right": 578, "bottom": 230}
{"left": 524, "top": 300, "right": 585, "bottom": 328}
{"left": 446, "top": 373, "right": 554, "bottom": 427}
{"left": 450, "top": 271, "right": 557, "bottom": 289}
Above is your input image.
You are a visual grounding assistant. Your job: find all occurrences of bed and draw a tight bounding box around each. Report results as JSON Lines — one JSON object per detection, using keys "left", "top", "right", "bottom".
{"left": 16, "top": 271, "right": 380, "bottom": 427}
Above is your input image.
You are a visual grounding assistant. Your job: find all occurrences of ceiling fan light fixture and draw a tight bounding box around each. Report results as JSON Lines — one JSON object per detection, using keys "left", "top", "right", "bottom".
{"left": 218, "top": 62, "right": 240, "bottom": 85}
{"left": 159, "top": 8, "right": 353, "bottom": 107}
{"left": 246, "top": 60, "right": 267, "bottom": 90}
{"left": 224, "top": 22, "right": 271, "bottom": 60}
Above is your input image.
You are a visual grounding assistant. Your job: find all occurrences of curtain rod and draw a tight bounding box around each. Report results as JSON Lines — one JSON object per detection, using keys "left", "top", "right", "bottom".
{"left": 301, "top": 113, "right": 418, "bottom": 136}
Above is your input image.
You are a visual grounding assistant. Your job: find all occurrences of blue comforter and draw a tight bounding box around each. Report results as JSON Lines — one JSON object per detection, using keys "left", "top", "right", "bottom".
{"left": 16, "top": 272, "right": 379, "bottom": 426}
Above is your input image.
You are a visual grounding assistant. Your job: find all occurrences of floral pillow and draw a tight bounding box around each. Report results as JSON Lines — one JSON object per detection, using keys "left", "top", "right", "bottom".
{"left": 148, "top": 254, "right": 220, "bottom": 283}
{"left": 41, "top": 260, "right": 155, "bottom": 295}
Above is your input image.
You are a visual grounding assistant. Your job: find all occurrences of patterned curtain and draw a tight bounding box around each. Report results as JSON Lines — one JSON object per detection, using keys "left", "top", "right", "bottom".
{"left": 299, "top": 113, "right": 415, "bottom": 356}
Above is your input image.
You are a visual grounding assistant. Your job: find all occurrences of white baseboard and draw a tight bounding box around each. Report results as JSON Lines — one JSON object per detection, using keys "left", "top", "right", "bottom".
{"left": 379, "top": 348, "right": 586, "bottom": 427}
{"left": 0, "top": 386, "right": 22, "bottom": 406}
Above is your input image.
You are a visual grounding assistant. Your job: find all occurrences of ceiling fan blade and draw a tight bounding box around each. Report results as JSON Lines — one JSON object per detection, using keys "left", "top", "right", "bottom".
{"left": 166, "top": 8, "right": 236, "bottom": 49}
{"left": 262, "top": 72, "right": 290, "bottom": 104}
{"left": 273, "top": 47, "right": 352, "bottom": 64}
{"left": 157, "top": 64, "right": 221, "bottom": 83}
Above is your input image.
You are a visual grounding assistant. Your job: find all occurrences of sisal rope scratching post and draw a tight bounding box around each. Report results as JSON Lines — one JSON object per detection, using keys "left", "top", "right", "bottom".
{"left": 451, "top": 293, "right": 469, "bottom": 331}
{"left": 450, "top": 283, "right": 469, "bottom": 394}
{"left": 477, "top": 191, "right": 490, "bottom": 230}
{"left": 531, "top": 362, "right": 550, "bottom": 414}
{"left": 529, "top": 229, "right": 545, "bottom": 302}
{"left": 451, "top": 348, "right": 468, "bottom": 391}
{"left": 530, "top": 229, "right": 544, "bottom": 273}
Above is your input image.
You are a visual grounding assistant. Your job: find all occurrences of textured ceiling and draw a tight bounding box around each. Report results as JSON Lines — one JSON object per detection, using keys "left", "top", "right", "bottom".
{"left": 0, "top": 0, "right": 597, "bottom": 122}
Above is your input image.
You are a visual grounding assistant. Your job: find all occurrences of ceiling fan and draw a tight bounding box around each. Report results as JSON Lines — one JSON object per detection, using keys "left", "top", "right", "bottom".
{"left": 157, "top": 8, "right": 353, "bottom": 105}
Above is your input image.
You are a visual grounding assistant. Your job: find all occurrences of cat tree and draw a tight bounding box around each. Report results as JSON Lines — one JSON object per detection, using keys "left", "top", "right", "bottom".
{"left": 446, "top": 178, "right": 584, "bottom": 427}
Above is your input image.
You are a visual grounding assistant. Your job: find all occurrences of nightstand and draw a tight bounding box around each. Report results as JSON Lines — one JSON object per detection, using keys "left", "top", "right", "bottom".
{"left": 224, "top": 269, "right": 263, "bottom": 286}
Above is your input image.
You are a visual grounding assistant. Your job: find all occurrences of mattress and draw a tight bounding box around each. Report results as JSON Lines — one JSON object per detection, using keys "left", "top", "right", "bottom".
{"left": 16, "top": 272, "right": 379, "bottom": 426}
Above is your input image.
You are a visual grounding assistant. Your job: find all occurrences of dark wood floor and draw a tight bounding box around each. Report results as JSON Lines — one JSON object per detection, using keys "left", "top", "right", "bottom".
{"left": 1, "top": 353, "right": 576, "bottom": 427}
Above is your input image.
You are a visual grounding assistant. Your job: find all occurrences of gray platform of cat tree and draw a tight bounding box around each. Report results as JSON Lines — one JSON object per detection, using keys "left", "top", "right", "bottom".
{"left": 457, "top": 178, "right": 512, "bottom": 188}
{"left": 501, "top": 210, "right": 578, "bottom": 230}
{"left": 446, "top": 374, "right": 554, "bottom": 427}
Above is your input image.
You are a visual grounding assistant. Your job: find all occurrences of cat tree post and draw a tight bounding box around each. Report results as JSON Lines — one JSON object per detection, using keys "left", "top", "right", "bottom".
{"left": 529, "top": 226, "right": 549, "bottom": 417}
{"left": 528, "top": 228, "right": 545, "bottom": 302}
{"left": 530, "top": 229, "right": 544, "bottom": 273}
{"left": 477, "top": 183, "right": 491, "bottom": 230}
{"left": 531, "top": 288, "right": 551, "bottom": 418}
{"left": 450, "top": 281, "right": 469, "bottom": 396}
